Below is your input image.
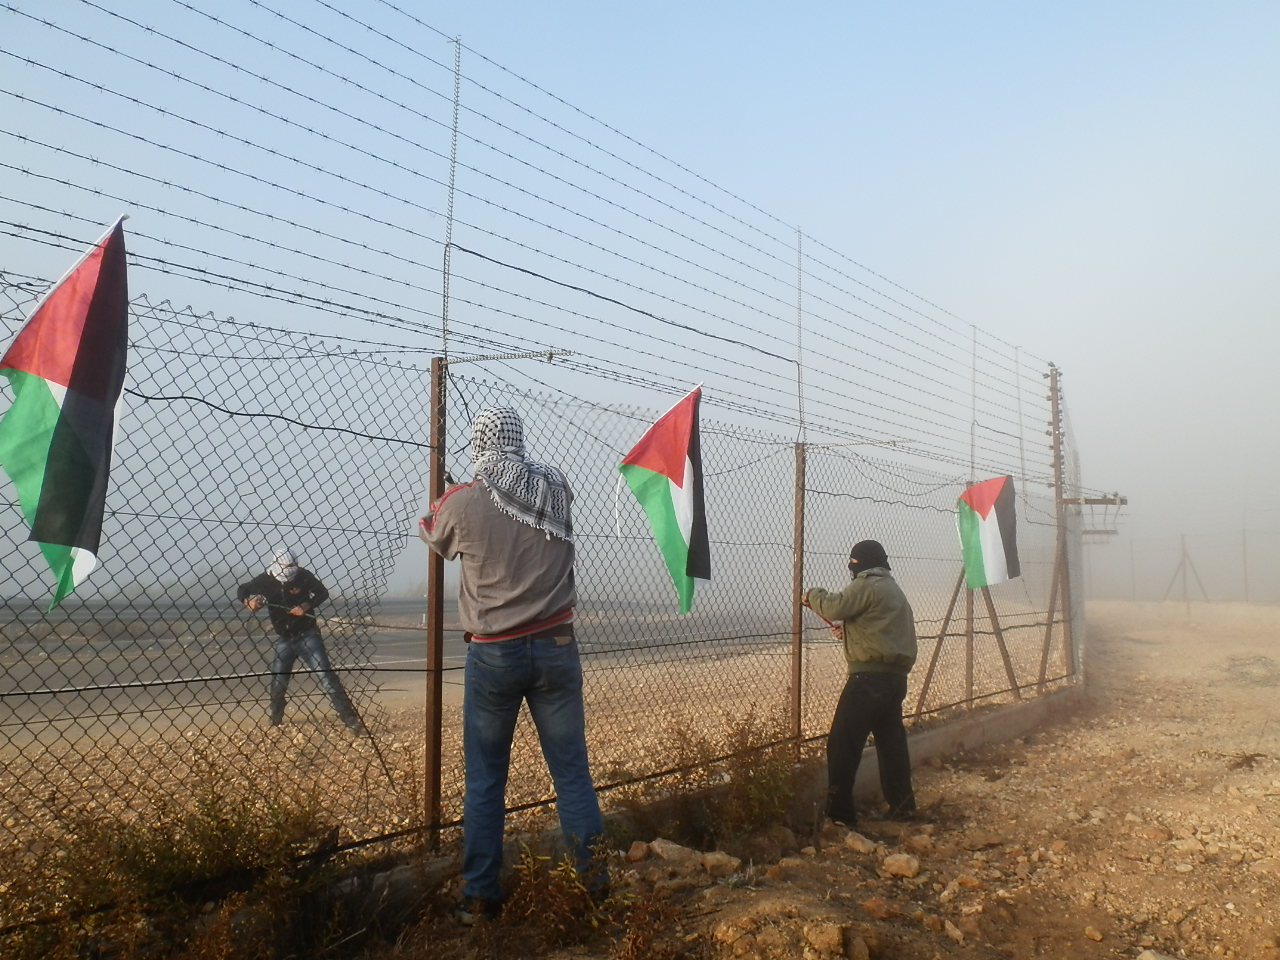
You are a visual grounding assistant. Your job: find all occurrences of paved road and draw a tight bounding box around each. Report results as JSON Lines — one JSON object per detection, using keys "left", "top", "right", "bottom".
{"left": 0, "top": 595, "right": 792, "bottom": 740}
{"left": 0, "top": 597, "right": 470, "bottom": 738}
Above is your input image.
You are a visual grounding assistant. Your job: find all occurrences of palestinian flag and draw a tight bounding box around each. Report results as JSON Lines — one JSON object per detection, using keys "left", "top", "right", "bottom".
{"left": 619, "top": 386, "right": 710, "bottom": 614}
{"left": 957, "top": 475, "right": 1020, "bottom": 589}
{"left": 0, "top": 219, "right": 129, "bottom": 609}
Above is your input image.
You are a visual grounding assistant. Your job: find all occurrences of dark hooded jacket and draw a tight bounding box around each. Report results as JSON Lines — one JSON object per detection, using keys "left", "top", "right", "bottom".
{"left": 236, "top": 568, "right": 328, "bottom": 638}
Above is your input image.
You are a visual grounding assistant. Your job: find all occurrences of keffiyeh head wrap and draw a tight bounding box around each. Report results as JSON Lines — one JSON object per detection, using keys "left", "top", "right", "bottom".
{"left": 470, "top": 407, "right": 573, "bottom": 541}
{"left": 268, "top": 548, "right": 300, "bottom": 582}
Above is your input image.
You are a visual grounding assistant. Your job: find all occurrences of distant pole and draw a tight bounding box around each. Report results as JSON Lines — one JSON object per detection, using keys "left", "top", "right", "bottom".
{"left": 1242, "top": 527, "right": 1250, "bottom": 604}
{"left": 1047, "top": 364, "right": 1076, "bottom": 674}
{"left": 1181, "top": 534, "right": 1190, "bottom": 617}
{"left": 1130, "top": 538, "right": 1137, "bottom": 602}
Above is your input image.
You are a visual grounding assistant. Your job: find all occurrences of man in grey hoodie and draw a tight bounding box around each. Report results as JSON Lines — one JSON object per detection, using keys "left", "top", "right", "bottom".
{"left": 802, "top": 539, "right": 918, "bottom": 828}
{"left": 419, "top": 407, "right": 604, "bottom": 924}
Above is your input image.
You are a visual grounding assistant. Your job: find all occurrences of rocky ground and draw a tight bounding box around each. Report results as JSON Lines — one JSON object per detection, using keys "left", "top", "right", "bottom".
{"left": 523, "top": 600, "right": 1280, "bottom": 959}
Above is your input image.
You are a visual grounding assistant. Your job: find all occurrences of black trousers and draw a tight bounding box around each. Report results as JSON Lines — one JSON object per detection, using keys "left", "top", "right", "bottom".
{"left": 826, "top": 671, "right": 915, "bottom": 822}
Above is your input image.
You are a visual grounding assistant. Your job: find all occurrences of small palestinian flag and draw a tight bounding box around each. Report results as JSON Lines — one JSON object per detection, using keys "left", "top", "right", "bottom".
{"left": 957, "top": 475, "right": 1020, "bottom": 589}
{"left": 0, "top": 218, "right": 129, "bottom": 609}
{"left": 619, "top": 386, "right": 710, "bottom": 614}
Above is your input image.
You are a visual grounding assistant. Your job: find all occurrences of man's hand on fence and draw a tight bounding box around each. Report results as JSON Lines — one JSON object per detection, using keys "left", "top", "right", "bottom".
{"left": 829, "top": 623, "right": 843, "bottom": 641}
{"left": 289, "top": 605, "right": 308, "bottom": 617}
{"left": 799, "top": 590, "right": 811, "bottom": 608}
{"left": 244, "top": 595, "right": 265, "bottom": 612}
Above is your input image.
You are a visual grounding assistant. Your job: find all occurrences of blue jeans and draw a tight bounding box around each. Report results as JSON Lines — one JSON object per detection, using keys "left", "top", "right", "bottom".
{"left": 462, "top": 628, "right": 604, "bottom": 902}
{"left": 270, "top": 628, "right": 361, "bottom": 730}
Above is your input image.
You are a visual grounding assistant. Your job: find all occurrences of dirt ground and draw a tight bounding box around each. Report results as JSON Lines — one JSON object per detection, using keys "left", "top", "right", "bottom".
{"left": 538, "top": 600, "right": 1280, "bottom": 959}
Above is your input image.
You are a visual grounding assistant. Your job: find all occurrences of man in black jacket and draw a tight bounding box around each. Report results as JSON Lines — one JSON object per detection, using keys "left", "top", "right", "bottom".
{"left": 236, "top": 548, "right": 364, "bottom": 733}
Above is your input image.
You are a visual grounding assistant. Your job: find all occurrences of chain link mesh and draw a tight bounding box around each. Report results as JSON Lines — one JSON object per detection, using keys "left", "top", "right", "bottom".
{"left": 435, "top": 371, "right": 1077, "bottom": 823}
{"left": 1, "top": 273, "right": 1081, "bottom": 911}
{"left": 438, "top": 374, "right": 805, "bottom": 815}
{"left": 1, "top": 276, "right": 430, "bottom": 891}
{"left": 802, "top": 445, "right": 1069, "bottom": 730}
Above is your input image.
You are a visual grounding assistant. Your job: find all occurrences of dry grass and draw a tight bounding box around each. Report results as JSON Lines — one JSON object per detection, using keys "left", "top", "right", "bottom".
{"left": 0, "top": 617, "right": 1071, "bottom": 960}
{"left": 0, "top": 705, "right": 798, "bottom": 960}
{"left": 0, "top": 748, "right": 350, "bottom": 960}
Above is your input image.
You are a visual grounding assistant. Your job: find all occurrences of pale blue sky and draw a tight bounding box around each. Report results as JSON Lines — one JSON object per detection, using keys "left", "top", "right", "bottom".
{"left": 3, "top": 0, "right": 1277, "bottom": 546}
{"left": 442, "top": 1, "right": 1279, "bottom": 537}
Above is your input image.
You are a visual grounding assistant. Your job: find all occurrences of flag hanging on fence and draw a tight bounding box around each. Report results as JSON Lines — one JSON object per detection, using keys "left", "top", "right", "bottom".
{"left": 957, "top": 474, "right": 1020, "bottom": 589}
{"left": 0, "top": 218, "right": 129, "bottom": 609}
{"left": 619, "top": 385, "right": 710, "bottom": 614}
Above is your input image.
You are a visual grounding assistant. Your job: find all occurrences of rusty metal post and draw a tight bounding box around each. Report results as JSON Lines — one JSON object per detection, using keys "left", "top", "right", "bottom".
{"left": 789, "top": 442, "right": 806, "bottom": 747}
{"left": 424, "top": 357, "right": 446, "bottom": 847}
{"left": 1047, "top": 363, "right": 1077, "bottom": 677}
{"left": 964, "top": 584, "right": 974, "bottom": 703}
{"left": 914, "top": 569, "right": 965, "bottom": 714}
{"left": 980, "top": 586, "right": 1022, "bottom": 700}
{"left": 1038, "top": 536, "right": 1062, "bottom": 689}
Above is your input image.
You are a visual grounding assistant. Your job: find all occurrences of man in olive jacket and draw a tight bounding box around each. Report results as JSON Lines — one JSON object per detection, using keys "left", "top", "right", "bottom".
{"left": 802, "top": 539, "right": 918, "bottom": 828}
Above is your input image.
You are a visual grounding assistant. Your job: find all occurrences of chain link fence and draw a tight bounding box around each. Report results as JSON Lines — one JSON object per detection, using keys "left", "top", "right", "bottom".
{"left": 1, "top": 276, "right": 432, "bottom": 898}
{"left": 801, "top": 444, "right": 1070, "bottom": 730}
{"left": 417, "top": 365, "right": 1081, "bottom": 828}
{"left": 437, "top": 374, "right": 807, "bottom": 819}
{"left": 2, "top": 273, "right": 1083, "bottom": 926}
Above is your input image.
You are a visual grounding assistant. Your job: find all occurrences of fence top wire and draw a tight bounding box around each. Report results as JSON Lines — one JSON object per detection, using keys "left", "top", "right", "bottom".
{"left": 0, "top": 0, "right": 1060, "bottom": 480}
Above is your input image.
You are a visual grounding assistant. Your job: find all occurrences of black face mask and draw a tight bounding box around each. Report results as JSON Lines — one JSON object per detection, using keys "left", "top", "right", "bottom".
{"left": 848, "top": 540, "right": 890, "bottom": 572}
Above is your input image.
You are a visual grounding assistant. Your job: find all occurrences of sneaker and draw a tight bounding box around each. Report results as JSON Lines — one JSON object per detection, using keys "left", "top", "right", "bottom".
{"left": 455, "top": 896, "right": 501, "bottom": 926}
{"left": 827, "top": 810, "right": 858, "bottom": 830}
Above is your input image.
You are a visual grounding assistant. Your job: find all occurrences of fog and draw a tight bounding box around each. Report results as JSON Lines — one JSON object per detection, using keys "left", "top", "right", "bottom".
{"left": 461, "top": 2, "right": 1280, "bottom": 602}
{"left": 4, "top": 3, "right": 1278, "bottom": 604}
{"left": 374, "top": 4, "right": 1280, "bottom": 600}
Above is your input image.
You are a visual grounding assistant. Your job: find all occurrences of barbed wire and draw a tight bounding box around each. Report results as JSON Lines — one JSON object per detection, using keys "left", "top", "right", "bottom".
{"left": 0, "top": 97, "right": 1029, "bottom": 443}
{"left": 1, "top": 237, "right": 1042, "bottom": 482}
{"left": 2, "top": 4, "right": 1049, "bottom": 424}
{"left": 0, "top": 12, "right": 1092, "bottom": 909}
{"left": 0, "top": 221, "right": 1026, "bottom": 480}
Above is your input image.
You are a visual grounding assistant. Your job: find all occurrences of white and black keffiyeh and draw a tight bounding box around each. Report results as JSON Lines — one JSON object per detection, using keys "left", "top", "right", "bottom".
{"left": 267, "top": 548, "right": 299, "bottom": 582}
{"left": 470, "top": 407, "right": 573, "bottom": 541}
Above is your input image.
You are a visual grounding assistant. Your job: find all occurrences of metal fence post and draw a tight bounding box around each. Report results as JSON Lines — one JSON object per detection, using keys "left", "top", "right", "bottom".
{"left": 964, "top": 584, "right": 974, "bottom": 703}
{"left": 1047, "top": 363, "right": 1077, "bottom": 677}
{"left": 790, "top": 441, "right": 806, "bottom": 747}
{"left": 424, "top": 357, "right": 446, "bottom": 847}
